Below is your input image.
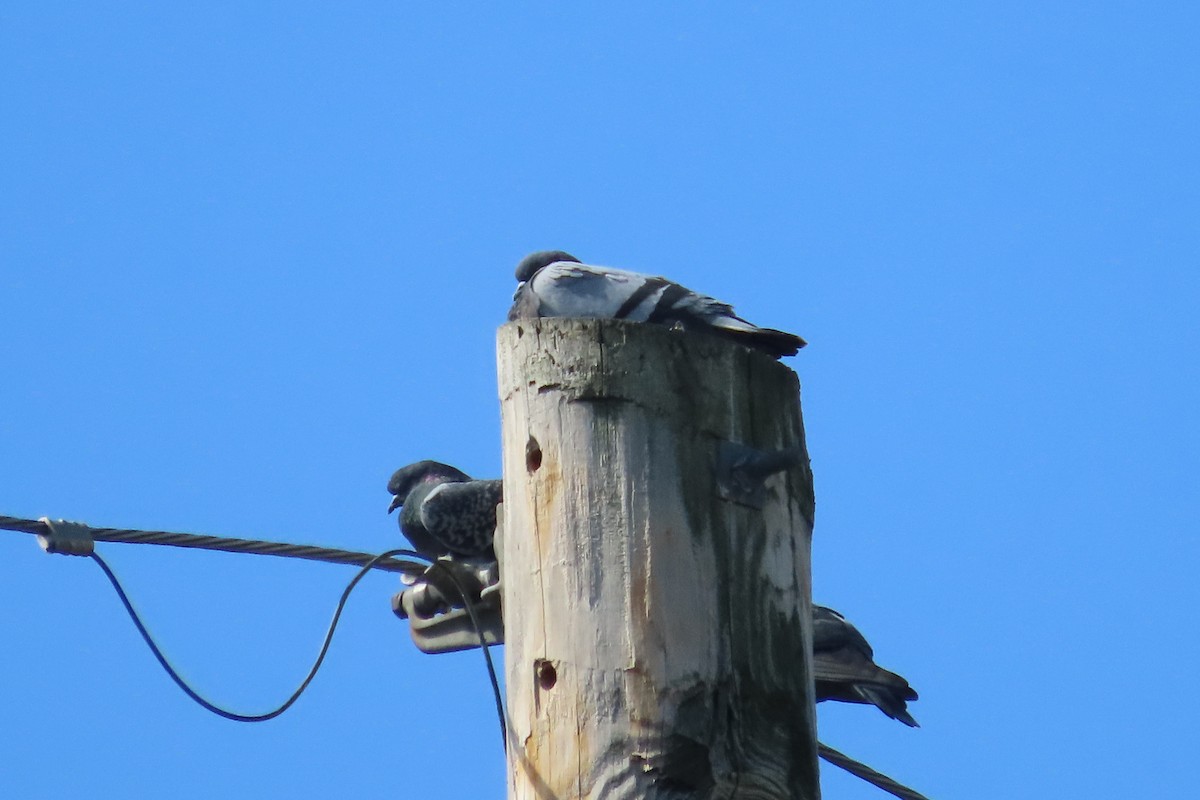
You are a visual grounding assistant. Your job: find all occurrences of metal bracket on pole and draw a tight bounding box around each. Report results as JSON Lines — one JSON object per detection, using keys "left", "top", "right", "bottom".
{"left": 36, "top": 518, "right": 95, "bottom": 556}
{"left": 391, "top": 557, "right": 504, "bottom": 654}
{"left": 715, "top": 441, "right": 806, "bottom": 508}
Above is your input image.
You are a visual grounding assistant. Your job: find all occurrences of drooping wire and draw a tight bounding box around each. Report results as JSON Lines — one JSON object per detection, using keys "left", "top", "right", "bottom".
{"left": 424, "top": 562, "right": 507, "bottom": 751}
{"left": 90, "top": 545, "right": 508, "bottom": 749}
{"left": 1, "top": 513, "right": 507, "bottom": 746}
{"left": 89, "top": 547, "right": 423, "bottom": 722}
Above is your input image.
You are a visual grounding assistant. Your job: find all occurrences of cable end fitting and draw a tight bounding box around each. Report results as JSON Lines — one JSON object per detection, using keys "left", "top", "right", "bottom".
{"left": 37, "top": 518, "right": 95, "bottom": 556}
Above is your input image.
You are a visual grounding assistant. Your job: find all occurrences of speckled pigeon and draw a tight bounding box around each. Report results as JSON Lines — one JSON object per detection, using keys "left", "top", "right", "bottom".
{"left": 386, "top": 461, "right": 503, "bottom": 560}
{"left": 812, "top": 605, "right": 919, "bottom": 727}
{"left": 508, "top": 250, "right": 806, "bottom": 358}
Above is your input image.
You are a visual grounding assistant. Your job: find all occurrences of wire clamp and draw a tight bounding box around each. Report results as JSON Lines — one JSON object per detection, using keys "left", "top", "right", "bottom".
{"left": 392, "top": 558, "right": 504, "bottom": 654}
{"left": 37, "top": 518, "right": 95, "bottom": 556}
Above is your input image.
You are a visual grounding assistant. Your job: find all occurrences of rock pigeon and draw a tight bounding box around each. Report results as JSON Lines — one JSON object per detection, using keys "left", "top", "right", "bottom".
{"left": 508, "top": 250, "right": 806, "bottom": 358}
{"left": 812, "top": 605, "right": 919, "bottom": 727}
{"left": 386, "top": 461, "right": 503, "bottom": 560}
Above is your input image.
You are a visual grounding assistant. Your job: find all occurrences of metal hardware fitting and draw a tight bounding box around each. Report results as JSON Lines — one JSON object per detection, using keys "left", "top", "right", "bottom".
{"left": 392, "top": 557, "right": 504, "bottom": 654}
{"left": 37, "top": 518, "right": 96, "bottom": 556}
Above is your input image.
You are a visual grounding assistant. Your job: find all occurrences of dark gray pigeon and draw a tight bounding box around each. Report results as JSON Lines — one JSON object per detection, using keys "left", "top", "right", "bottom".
{"left": 812, "top": 605, "right": 919, "bottom": 727}
{"left": 386, "top": 463, "right": 918, "bottom": 726}
{"left": 386, "top": 461, "right": 503, "bottom": 560}
{"left": 508, "top": 250, "right": 806, "bottom": 358}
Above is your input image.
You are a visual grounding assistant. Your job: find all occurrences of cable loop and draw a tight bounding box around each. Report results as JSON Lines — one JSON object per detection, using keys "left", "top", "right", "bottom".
{"left": 1, "top": 513, "right": 506, "bottom": 747}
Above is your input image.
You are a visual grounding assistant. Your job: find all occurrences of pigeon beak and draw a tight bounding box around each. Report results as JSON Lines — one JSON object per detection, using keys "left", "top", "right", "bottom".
{"left": 387, "top": 496, "right": 403, "bottom": 514}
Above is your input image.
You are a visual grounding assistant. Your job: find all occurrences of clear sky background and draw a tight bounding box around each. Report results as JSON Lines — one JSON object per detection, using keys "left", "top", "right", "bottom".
{"left": 2, "top": 3, "right": 1197, "bottom": 798}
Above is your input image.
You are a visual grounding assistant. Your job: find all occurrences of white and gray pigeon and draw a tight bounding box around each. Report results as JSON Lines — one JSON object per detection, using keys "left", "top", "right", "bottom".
{"left": 812, "top": 605, "right": 919, "bottom": 727}
{"left": 508, "top": 250, "right": 806, "bottom": 358}
{"left": 386, "top": 461, "right": 503, "bottom": 560}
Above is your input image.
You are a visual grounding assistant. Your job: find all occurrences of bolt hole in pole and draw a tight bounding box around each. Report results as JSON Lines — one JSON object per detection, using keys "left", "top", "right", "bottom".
{"left": 535, "top": 659, "right": 557, "bottom": 690}
{"left": 525, "top": 436, "right": 542, "bottom": 472}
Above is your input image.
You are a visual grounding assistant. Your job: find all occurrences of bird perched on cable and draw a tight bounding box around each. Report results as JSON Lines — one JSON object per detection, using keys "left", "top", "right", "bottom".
{"left": 386, "top": 461, "right": 503, "bottom": 560}
{"left": 508, "top": 250, "right": 806, "bottom": 358}
{"left": 812, "top": 605, "right": 919, "bottom": 727}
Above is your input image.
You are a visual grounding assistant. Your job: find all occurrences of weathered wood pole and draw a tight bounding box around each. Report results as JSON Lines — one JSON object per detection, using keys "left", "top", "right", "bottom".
{"left": 497, "top": 318, "right": 817, "bottom": 800}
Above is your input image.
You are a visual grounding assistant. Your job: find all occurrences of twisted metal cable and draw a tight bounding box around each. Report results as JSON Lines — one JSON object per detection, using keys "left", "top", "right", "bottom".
{"left": 819, "top": 742, "right": 931, "bottom": 800}
{"left": 0, "top": 514, "right": 425, "bottom": 575}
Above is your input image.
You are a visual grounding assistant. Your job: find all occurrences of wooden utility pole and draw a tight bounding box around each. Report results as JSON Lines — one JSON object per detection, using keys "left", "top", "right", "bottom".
{"left": 497, "top": 318, "right": 818, "bottom": 800}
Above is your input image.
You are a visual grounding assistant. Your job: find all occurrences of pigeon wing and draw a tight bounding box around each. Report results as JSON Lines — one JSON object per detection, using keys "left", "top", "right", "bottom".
{"left": 526, "top": 262, "right": 665, "bottom": 319}
{"left": 813, "top": 605, "right": 875, "bottom": 658}
{"left": 420, "top": 479, "right": 504, "bottom": 557}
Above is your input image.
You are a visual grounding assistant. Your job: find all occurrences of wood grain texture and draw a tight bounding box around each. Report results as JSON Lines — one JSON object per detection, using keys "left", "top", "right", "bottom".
{"left": 498, "top": 318, "right": 817, "bottom": 800}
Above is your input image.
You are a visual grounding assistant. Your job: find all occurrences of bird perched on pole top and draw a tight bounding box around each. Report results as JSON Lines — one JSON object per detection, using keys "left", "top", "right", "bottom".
{"left": 386, "top": 461, "right": 503, "bottom": 560}
{"left": 508, "top": 250, "right": 806, "bottom": 358}
{"left": 812, "top": 605, "right": 920, "bottom": 727}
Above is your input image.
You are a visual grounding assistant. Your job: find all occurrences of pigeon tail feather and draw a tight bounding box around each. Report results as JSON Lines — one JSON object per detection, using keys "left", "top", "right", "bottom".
{"left": 706, "top": 324, "right": 807, "bottom": 358}
{"left": 854, "top": 685, "right": 920, "bottom": 727}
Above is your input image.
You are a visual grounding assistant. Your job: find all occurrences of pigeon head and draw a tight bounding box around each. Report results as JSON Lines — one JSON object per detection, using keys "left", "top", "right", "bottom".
{"left": 514, "top": 250, "right": 580, "bottom": 283}
{"left": 386, "top": 460, "right": 472, "bottom": 513}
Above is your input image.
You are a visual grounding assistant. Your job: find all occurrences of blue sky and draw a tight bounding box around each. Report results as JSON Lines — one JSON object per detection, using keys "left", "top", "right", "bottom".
{"left": 2, "top": 3, "right": 1197, "bottom": 798}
